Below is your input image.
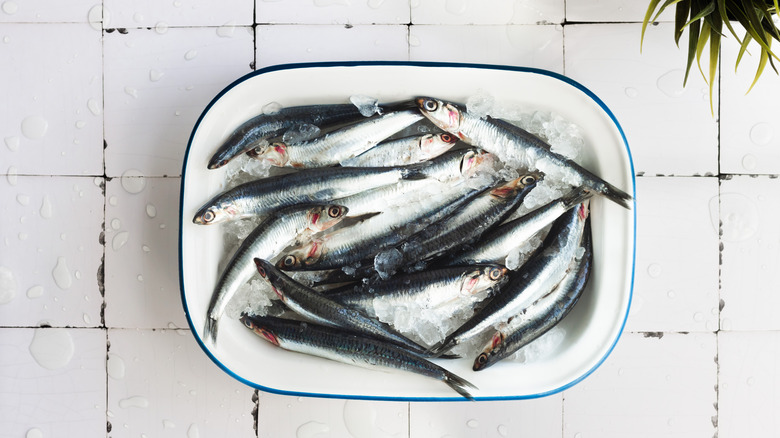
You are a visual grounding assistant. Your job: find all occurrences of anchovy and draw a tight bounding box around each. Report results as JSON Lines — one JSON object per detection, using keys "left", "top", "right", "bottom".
{"left": 398, "top": 173, "right": 540, "bottom": 265}
{"left": 340, "top": 132, "right": 459, "bottom": 167}
{"left": 415, "top": 97, "right": 632, "bottom": 209}
{"left": 207, "top": 103, "right": 369, "bottom": 169}
{"left": 247, "top": 110, "right": 424, "bottom": 168}
{"left": 252, "top": 258, "right": 431, "bottom": 356}
{"left": 428, "top": 200, "right": 589, "bottom": 356}
{"left": 473, "top": 218, "right": 592, "bottom": 371}
{"left": 202, "top": 204, "right": 348, "bottom": 346}
{"left": 192, "top": 164, "right": 427, "bottom": 225}
{"left": 240, "top": 314, "right": 477, "bottom": 399}
{"left": 446, "top": 188, "right": 592, "bottom": 266}
{"left": 327, "top": 264, "right": 508, "bottom": 312}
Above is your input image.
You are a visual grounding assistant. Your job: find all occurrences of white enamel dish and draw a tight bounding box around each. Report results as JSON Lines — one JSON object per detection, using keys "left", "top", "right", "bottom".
{"left": 179, "top": 61, "right": 635, "bottom": 401}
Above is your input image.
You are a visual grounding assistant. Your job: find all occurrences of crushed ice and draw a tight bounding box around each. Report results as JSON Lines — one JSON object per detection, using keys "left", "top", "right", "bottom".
{"left": 350, "top": 94, "right": 381, "bottom": 117}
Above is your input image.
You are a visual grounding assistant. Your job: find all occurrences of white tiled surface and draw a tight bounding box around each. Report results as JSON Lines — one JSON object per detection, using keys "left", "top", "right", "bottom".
{"left": 2, "top": 1, "right": 779, "bottom": 437}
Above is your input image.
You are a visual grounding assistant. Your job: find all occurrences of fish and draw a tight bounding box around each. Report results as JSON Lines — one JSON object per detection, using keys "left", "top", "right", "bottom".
{"left": 415, "top": 97, "right": 632, "bottom": 209}
{"left": 252, "top": 258, "right": 432, "bottom": 356}
{"left": 207, "top": 103, "right": 369, "bottom": 169}
{"left": 428, "top": 200, "right": 589, "bottom": 356}
{"left": 192, "top": 164, "right": 428, "bottom": 225}
{"left": 246, "top": 110, "right": 424, "bottom": 168}
{"left": 473, "top": 218, "right": 592, "bottom": 371}
{"left": 397, "top": 173, "right": 540, "bottom": 265}
{"left": 240, "top": 314, "right": 477, "bottom": 399}
{"left": 446, "top": 188, "right": 592, "bottom": 266}
{"left": 275, "top": 178, "right": 492, "bottom": 271}
{"left": 340, "top": 132, "right": 460, "bottom": 167}
{"left": 326, "top": 264, "right": 509, "bottom": 313}
{"left": 202, "top": 204, "right": 348, "bottom": 346}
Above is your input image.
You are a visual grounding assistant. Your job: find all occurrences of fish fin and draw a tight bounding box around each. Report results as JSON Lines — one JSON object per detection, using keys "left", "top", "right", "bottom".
{"left": 203, "top": 316, "right": 219, "bottom": 346}
{"left": 561, "top": 188, "right": 595, "bottom": 209}
{"left": 425, "top": 337, "right": 454, "bottom": 358}
{"left": 442, "top": 370, "right": 478, "bottom": 400}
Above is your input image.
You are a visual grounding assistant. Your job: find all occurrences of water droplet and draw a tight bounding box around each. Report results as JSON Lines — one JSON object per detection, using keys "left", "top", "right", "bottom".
{"left": 216, "top": 23, "right": 236, "bottom": 38}
{"left": 25, "top": 428, "right": 43, "bottom": 438}
{"left": 109, "top": 196, "right": 118, "bottom": 206}
{"left": 124, "top": 87, "right": 138, "bottom": 99}
{"left": 2, "top": 1, "right": 19, "bottom": 14}
{"left": 295, "top": 421, "right": 330, "bottom": 438}
{"left": 137, "top": 274, "right": 143, "bottom": 282}
{"left": 367, "top": 0, "right": 384, "bottom": 8}
{"left": 112, "top": 231, "right": 130, "bottom": 251}
{"left": 749, "top": 122, "right": 773, "bottom": 146}
{"left": 187, "top": 424, "right": 199, "bottom": 438}
{"left": 16, "top": 193, "right": 30, "bottom": 205}
{"left": 40, "top": 195, "right": 53, "bottom": 219}
{"left": 4, "top": 136, "right": 19, "bottom": 151}
{"left": 0, "top": 266, "right": 17, "bottom": 305}
{"left": 693, "top": 312, "right": 704, "bottom": 322}
{"left": 155, "top": 22, "right": 169, "bottom": 34}
{"left": 746, "top": 376, "right": 755, "bottom": 386}
{"left": 497, "top": 424, "right": 508, "bottom": 437}
{"left": 52, "top": 257, "right": 72, "bottom": 290}
{"left": 173, "top": 0, "right": 182, "bottom": 7}
{"left": 145, "top": 203, "right": 157, "bottom": 218}
{"left": 647, "top": 263, "right": 662, "bottom": 278}
{"left": 466, "top": 419, "right": 479, "bottom": 428}
{"left": 142, "top": 245, "right": 151, "bottom": 253}
{"left": 742, "top": 154, "right": 757, "bottom": 170}
{"left": 7, "top": 166, "right": 18, "bottom": 186}
{"left": 119, "top": 396, "right": 149, "bottom": 409}
{"left": 184, "top": 49, "right": 198, "bottom": 61}
{"left": 21, "top": 116, "right": 49, "bottom": 140}
{"left": 656, "top": 69, "right": 686, "bottom": 98}
{"left": 87, "top": 98, "right": 102, "bottom": 116}
{"left": 715, "top": 193, "right": 760, "bottom": 241}
{"left": 18, "top": 232, "right": 27, "bottom": 240}
{"left": 408, "top": 34, "right": 421, "bottom": 47}
{"left": 121, "top": 169, "right": 146, "bottom": 193}
{"left": 445, "top": 0, "right": 467, "bottom": 15}
{"left": 149, "top": 69, "right": 164, "bottom": 82}
{"left": 133, "top": 12, "right": 144, "bottom": 22}
{"left": 667, "top": 290, "right": 676, "bottom": 299}
{"left": 624, "top": 87, "right": 638, "bottom": 98}
{"left": 74, "top": 120, "right": 87, "bottom": 129}
{"left": 111, "top": 218, "right": 121, "bottom": 230}
{"left": 313, "top": 0, "right": 350, "bottom": 5}
{"left": 87, "top": 5, "right": 108, "bottom": 30}
{"left": 574, "top": 433, "right": 582, "bottom": 438}
{"left": 163, "top": 419, "right": 176, "bottom": 429}
{"left": 27, "top": 285, "right": 43, "bottom": 299}
{"left": 29, "top": 328, "right": 74, "bottom": 370}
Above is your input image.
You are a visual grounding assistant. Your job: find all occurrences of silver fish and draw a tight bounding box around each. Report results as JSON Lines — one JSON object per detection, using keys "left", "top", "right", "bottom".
{"left": 240, "top": 314, "right": 477, "bottom": 399}
{"left": 202, "top": 204, "right": 348, "bottom": 345}
{"left": 192, "top": 164, "right": 427, "bottom": 225}
{"left": 428, "top": 200, "right": 589, "bottom": 356}
{"left": 247, "top": 110, "right": 424, "bottom": 168}
{"left": 415, "top": 97, "right": 632, "bottom": 209}
{"left": 473, "top": 218, "right": 592, "bottom": 371}
{"left": 340, "top": 132, "right": 459, "bottom": 167}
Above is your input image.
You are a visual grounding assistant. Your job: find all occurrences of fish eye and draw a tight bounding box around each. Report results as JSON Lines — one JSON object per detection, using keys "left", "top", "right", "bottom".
{"left": 423, "top": 99, "right": 438, "bottom": 112}
{"left": 440, "top": 133, "right": 454, "bottom": 143}
{"left": 282, "top": 255, "right": 297, "bottom": 267}
{"left": 521, "top": 175, "right": 536, "bottom": 186}
{"left": 477, "top": 353, "right": 488, "bottom": 365}
{"left": 202, "top": 209, "right": 216, "bottom": 223}
{"left": 243, "top": 318, "right": 253, "bottom": 329}
{"left": 489, "top": 268, "right": 503, "bottom": 280}
{"left": 328, "top": 206, "right": 342, "bottom": 218}
{"left": 257, "top": 266, "right": 267, "bottom": 278}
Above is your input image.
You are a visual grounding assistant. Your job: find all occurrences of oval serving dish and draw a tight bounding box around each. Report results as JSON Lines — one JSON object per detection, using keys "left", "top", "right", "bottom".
{"left": 179, "top": 61, "right": 636, "bottom": 401}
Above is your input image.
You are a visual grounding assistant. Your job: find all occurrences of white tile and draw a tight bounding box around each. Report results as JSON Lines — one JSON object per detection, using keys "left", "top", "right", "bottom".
{"left": 0, "top": 175, "right": 104, "bottom": 327}
{"left": 411, "top": 0, "right": 564, "bottom": 25}
{"left": 104, "top": 26, "right": 254, "bottom": 178}
{"left": 0, "top": 0, "right": 97, "bottom": 22}
{"left": 409, "top": 25, "right": 564, "bottom": 73}
{"left": 0, "top": 327, "right": 106, "bottom": 437}
{"left": 104, "top": 177, "right": 186, "bottom": 329}
{"left": 628, "top": 176, "right": 720, "bottom": 332}
{"left": 719, "top": 331, "right": 780, "bottom": 437}
{"left": 563, "top": 332, "right": 717, "bottom": 437}
{"left": 719, "top": 26, "right": 780, "bottom": 174}
{"left": 107, "top": 328, "right": 255, "bottom": 438}
{"left": 719, "top": 176, "right": 780, "bottom": 331}
{"left": 564, "top": 23, "right": 718, "bottom": 176}
{"left": 257, "top": 0, "right": 410, "bottom": 24}
{"left": 257, "top": 392, "right": 408, "bottom": 438}
{"left": 255, "top": 24, "right": 409, "bottom": 68}
{"left": 409, "top": 395, "right": 562, "bottom": 438}
{"left": 104, "top": 0, "right": 254, "bottom": 27}
{"left": 0, "top": 23, "right": 103, "bottom": 176}
{"left": 565, "top": 0, "right": 675, "bottom": 22}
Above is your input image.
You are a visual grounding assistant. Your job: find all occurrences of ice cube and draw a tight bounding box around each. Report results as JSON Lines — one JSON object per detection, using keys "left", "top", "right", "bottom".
{"left": 282, "top": 123, "right": 321, "bottom": 144}
{"left": 508, "top": 326, "right": 566, "bottom": 363}
{"left": 466, "top": 89, "right": 495, "bottom": 119}
{"left": 349, "top": 94, "right": 381, "bottom": 117}
{"left": 374, "top": 248, "right": 404, "bottom": 280}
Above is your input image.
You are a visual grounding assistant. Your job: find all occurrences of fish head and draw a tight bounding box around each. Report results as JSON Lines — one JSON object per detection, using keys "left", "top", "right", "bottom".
{"left": 308, "top": 205, "right": 349, "bottom": 232}
{"left": 577, "top": 199, "right": 590, "bottom": 221}
{"left": 419, "top": 133, "right": 459, "bottom": 159}
{"left": 415, "top": 97, "right": 465, "bottom": 136}
{"left": 253, "top": 258, "right": 287, "bottom": 300}
{"left": 192, "top": 199, "right": 236, "bottom": 225}
{"left": 459, "top": 149, "right": 495, "bottom": 178}
{"left": 247, "top": 142, "right": 289, "bottom": 167}
{"left": 276, "top": 239, "right": 325, "bottom": 270}
{"left": 490, "top": 172, "right": 543, "bottom": 198}
{"left": 207, "top": 153, "right": 231, "bottom": 169}
{"left": 462, "top": 264, "right": 509, "bottom": 295}
{"left": 473, "top": 331, "right": 505, "bottom": 371}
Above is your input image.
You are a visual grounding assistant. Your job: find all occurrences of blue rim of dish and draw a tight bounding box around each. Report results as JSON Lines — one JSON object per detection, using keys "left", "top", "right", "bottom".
{"left": 179, "top": 60, "right": 636, "bottom": 402}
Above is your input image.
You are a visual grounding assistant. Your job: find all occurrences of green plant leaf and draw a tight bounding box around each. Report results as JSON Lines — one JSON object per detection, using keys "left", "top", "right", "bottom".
{"left": 641, "top": 0, "right": 664, "bottom": 52}
{"left": 684, "top": 1, "right": 716, "bottom": 28}
{"left": 746, "top": 41, "right": 770, "bottom": 93}
{"left": 736, "top": 32, "right": 754, "bottom": 71}
{"left": 684, "top": 19, "right": 702, "bottom": 85}
{"left": 675, "top": 0, "right": 692, "bottom": 45}
{"left": 707, "top": 11, "right": 722, "bottom": 114}
{"left": 696, "top": 20, "right": 712, "bottom": 82}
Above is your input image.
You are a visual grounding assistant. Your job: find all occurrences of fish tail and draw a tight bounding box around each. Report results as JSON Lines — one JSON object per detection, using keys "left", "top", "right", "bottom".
{"left": 425, "top": 337, "right": 454, "bottom": 358}
{"left": 442, "top": 370, "right": 477, "bottom": 400}
{"left": 596, "top": 179, "right": 633, "bottom": 209}
{"left": 203, "top": 316, "right": 219, "bottom": 346}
